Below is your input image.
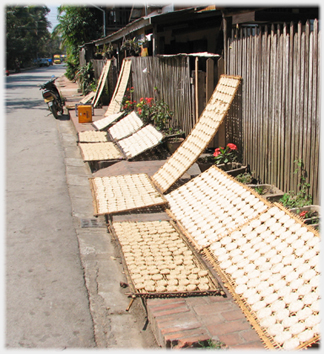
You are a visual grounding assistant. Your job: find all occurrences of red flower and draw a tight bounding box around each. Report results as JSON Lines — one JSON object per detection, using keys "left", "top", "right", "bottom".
{"left": 227, "top": 143, "right": 237, "bottom": 150}
{"left": 138, "top": 108, "right": 142, "bottom": 115}
{"left": 145, "top": 97, "right": 153, "bottom": 106}
{"left": 213, "top": 147, "right": 223, "bottom": 157}
{"left": 140, "top": 97, "right": 144, "bottom": 102}
{"left": 299, "top": 211, "right": 307, "bottom": 218}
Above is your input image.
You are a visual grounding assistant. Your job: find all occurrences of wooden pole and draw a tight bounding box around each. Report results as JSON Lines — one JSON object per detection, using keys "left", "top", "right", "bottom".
{"left": 195, "top": 57, "right": 199, "bottom": 122}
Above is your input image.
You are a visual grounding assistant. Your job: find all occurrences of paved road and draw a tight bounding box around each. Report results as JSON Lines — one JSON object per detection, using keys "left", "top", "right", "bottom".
{"left": 4, "top": 65, "right": 158, "bottom": 350}
{"left": 5, "top": 65, "right": 96, "bottom": 348}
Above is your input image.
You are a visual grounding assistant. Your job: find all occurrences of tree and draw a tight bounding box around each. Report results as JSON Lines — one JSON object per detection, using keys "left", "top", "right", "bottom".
{"left": 6, "top": 5, "right": 51, "bottom": 69}
{"left": 54, "top": 5, "right": 103, "bottom": 77}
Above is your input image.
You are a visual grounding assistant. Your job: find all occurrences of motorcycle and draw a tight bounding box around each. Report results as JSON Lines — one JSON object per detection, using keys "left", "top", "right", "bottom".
{"left": 40, "top": 76, "right": 63, "bottom": 119}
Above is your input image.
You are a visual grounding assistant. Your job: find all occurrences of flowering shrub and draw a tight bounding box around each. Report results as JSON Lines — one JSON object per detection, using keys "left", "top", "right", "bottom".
{"left": 136, "top": 97, "right": 173, "bottom": 130}
{"left": 214, "top": 143, "right": 238, "bottom": 165}
{"left": 136, "top": 97, "right": 154, "bottom": 124}
{"left": 151, "top": 99, "right": 173, "bottom": 131}
{"left": 279, "top": 159, "right": 313, "bottom": 209}
{"left": 299, "top": 211, "right": 308, "bottom": 218}
{"left": 121, "top": 87, "right": 173, "bottom": 131}
{"left": 121, "top": 87, "right": 136, "bottom": 113}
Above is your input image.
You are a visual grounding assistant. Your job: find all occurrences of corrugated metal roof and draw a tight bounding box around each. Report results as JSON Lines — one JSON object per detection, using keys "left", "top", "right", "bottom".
{"left": 157, "top": 52, "right": 220, "bottom": 58}
{"left": 81, "top": 7, "right": 205, "bottom": 47}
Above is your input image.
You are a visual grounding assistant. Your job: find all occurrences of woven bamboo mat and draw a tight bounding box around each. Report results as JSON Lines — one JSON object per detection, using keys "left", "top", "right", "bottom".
{"left": 165, "top": 166, "right": 271, "bottom": 251}
{"left": 79, "top": 142, "right": 124, "bottom": 161}
{"left": 79, "top": 91, "right": 95, "bottom": 105}
{"left": 152, "top": 75, "right": 242, "bottom": 193}
{"left": 78, "top": 131, "right": 108, "bottom": 143}
{"left": 108, "top": 111, "right": 143, "bottom": 141}
{"left": 117, "top": 124, "right": 163, "bottom": 159}
{"left": 65, "top": 91, "right": 95, "bottom": 110}
{"left": 86, "top": 75, "right": 241, "bottom": 214}
{"left": 91, "top": 59, "right": 111, "bottom": 108}
{"left": 108, "top": 220, "right": 224, "bottom": 298}
{"left": 104, "top": 59, "right": 132, "bottom": 117}
{"left": 203, "top": 203, "right": 320, "bottom": 350}
{"left": 90, "top": 173, "right": 167, "bottom": 215}
{"left": 79, "top": 124, "right": 162, "bottom": 164}
{"left": 92, "top": 112, "right": 124, "bottom": 131}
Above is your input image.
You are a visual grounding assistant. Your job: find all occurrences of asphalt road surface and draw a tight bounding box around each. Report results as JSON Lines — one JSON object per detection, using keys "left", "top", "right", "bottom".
{"left": 5, "top": 65, "right": 96, "bottom": 348}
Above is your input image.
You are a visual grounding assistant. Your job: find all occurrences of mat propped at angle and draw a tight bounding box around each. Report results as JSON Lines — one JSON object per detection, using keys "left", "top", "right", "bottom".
{"left": 91, "top": 174, "right": 167, "bottom": 215}
{"left": 79, "top": 91, "right": 95, "bottom": 105}
{"left": 165, "top": 166, "right": 271, "bottom": 250}
{"left": 91, "top": 59, "right": 112, "bottom": 108}
{"left": 78, "top": 111, "right": 143, "bottom": 143}
{"left": 92, "top": 112, "right": 125, "bottom": 131}
{"left": 80, "top": 124, "right": 163, "bottom": 163}
{"left": 152, "top": 75, "right": 242, "bottom": 193}
{"left": 90, "top": 75, "right": 242, "bottom": 215}
{"left": 104, "top": 58, "right": 132, "bottom": 117}
{"left": 203, "top": 204, "right": 320, "bottom": 350}
{"left": 66, "top": 60, "right": 111, "bottom": 109}
{"left": 108, "top": 111, "right": 143, "bottom": 141}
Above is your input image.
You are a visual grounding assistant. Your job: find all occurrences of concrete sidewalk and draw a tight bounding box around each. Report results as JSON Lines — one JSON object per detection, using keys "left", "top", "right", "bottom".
{"left": 56, "top": 75, "right": 265, "bottom": 350}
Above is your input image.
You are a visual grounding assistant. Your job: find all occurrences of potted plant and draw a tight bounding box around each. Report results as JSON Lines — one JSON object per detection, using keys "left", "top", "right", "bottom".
{"left": 136, "top": 96, "right": 179, "bottom": 152}
{"left": 165, "top": 137, "right": 185, "bottom": 154}
{"left": 121, "top": 37, "right": 140, "bottom": 56}
{"left": 120, "top": 86, "right": 136, "bottom": 113}
{"left": 236, "top": 172, "right": 257, "bottom": 185}
{"left": 248, "top": 184, "right": 285, "bottom": 202}
{"left": 279, "top": 159, "right": 313, "bottom": 209}
{"left": 197, "top": 154, "right": 215, "bottom": 172}
{"left": 106, "top": 43, "right": 115, "bottom": 58}
{"left": 214, "top": 143, "right": 247, "bottom": 176}
{"left": 163, "top": 127, "right": 185, "bottom": 153}
{"left": 290, "top": 206, "right": 320, "bottom": 230}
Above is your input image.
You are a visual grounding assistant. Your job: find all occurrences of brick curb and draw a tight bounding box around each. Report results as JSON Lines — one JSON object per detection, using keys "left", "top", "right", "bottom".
{"left": 146, "top": 294, "right": 265, "bottom": 349}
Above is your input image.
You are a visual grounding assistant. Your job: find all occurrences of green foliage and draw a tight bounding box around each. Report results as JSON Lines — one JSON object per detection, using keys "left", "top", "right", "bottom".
{"left": 136, "top": 97, "right": 153, "bottom": 124}
{"left": 64, "top": 59, "right": 79, "bottom": 81}
{"left": 136, "top": 97, "right": 173, "bottom": 130}
{"left": 214, "top": 143, "right": 238, "bottom": 165}
{"left": 151, "top": 100, "right": 173, "bottom": 131}
{"left": 121, "top": 87, "right": 136, "bottom": 114}
{"left": 255, "top": 186, "right": 266, "bottom": 195}
{"left": 235, "top": 172, "right": 254, "bottom": 184}
{"left": 6, "top": 5, "right": 51, "bottom": 69}
{"left": 167, "top": 126, "right": 185, "bottom": 136}
{"left": 279, "top": 159, "right": 313, "bottom": 208}
{"left": 120, "top": 37, "right": 140, "bottom": 55}
{"left": 197, "top": 339, "right": 226, "bottom": 349}
{"left": 56, "top": 6, "right": 103, "bottom": 70}
{"left": 76, "top": 61, "right": 95, "bottom": 95}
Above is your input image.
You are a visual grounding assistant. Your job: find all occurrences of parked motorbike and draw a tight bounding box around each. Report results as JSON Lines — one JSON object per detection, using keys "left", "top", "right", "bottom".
{"left": 40, "top": 76, "right": 63, "bottom": 119}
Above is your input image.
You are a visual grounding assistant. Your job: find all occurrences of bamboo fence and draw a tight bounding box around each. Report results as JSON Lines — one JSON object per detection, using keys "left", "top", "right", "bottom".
{"left": 225, "top": 20, "right": 320, "bottom": 204}
{"left": 130, "top": 56, "right": 194, "bottom": 136}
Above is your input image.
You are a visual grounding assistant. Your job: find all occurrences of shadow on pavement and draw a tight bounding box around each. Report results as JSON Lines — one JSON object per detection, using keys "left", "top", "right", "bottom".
{"left": 57, "top": 113, "right": 70, "bottom": 121}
